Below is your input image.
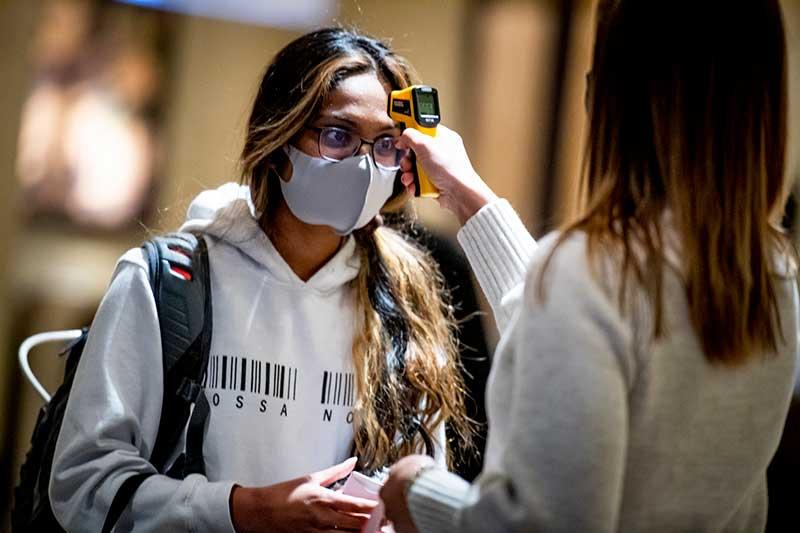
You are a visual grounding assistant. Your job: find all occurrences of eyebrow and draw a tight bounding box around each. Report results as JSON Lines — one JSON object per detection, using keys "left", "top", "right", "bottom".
{"left": 318, "top": 111, "right": 398, "bottom": 134}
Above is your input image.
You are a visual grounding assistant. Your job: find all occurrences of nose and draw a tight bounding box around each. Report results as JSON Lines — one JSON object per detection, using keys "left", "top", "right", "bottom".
{"left": 356, "top": 143, "right": 371, "bottom": 156}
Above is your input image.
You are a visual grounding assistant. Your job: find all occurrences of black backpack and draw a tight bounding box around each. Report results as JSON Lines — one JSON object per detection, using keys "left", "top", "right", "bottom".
{"left": 12, "top": 232, "right": 213, "bottom": 533}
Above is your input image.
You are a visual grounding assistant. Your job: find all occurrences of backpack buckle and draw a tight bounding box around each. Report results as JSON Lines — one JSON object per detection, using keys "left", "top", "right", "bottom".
{"left": 177, "top": 378, "right": 202, "bottom": 403}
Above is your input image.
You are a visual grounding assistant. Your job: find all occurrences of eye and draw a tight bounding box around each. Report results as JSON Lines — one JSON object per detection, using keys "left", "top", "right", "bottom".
{"left": 373, "top": 136, "right": 397, "bottom": 156}
{"left": 320, "top": 127, "right": 355, "bottom": 149}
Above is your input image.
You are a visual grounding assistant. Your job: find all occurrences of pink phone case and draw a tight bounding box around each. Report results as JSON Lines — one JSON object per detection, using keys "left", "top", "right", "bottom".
{"left": 340, "top": 472, "right": 386, "bottom": 533}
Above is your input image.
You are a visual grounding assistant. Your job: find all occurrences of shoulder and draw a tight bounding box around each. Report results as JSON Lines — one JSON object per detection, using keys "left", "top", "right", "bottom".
{"left": 517, "top": 230, "right": 637, "bottom": 384}
{"left": 525, "top": 231, "right": 596, "bottom": 297}
{"left": 104, "top": 246, "right": 150, "bottom": 290}
{"left": 103, "top": 247, "right": 154, "bottom": 307}
{"left": 117, "top": 246, "right": 149, "bottom": 273}
{"left": 769, "top": 235, "right": 798, "bottom": 279}
{"left": 114, "top": 233, "right": 214, "bottom": 280}
{"left": 522, "top": 230, "right": 632, "bottom": 345}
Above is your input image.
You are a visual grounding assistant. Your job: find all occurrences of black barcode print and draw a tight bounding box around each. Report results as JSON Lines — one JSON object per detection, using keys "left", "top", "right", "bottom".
{"left": 320, "top": 371, "right": 355, "bottom": 406}
{"left": 205, "top": 355, "right": 297, "bottom": 400}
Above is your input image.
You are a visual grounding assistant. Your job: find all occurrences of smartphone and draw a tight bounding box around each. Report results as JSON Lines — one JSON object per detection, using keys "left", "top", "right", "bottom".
{"left": 340, "top": 472, "right": 386, "bottom": 533}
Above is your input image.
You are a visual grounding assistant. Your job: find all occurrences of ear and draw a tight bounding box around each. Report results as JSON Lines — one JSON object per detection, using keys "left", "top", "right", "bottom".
{"left": 268, "top": 148, "right": 292, "bottom": 182}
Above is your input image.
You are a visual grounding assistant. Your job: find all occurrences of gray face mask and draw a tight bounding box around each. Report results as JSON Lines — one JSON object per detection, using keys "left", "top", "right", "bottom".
{"left": 280, "top": 146, "right": 397, "bottom": 235}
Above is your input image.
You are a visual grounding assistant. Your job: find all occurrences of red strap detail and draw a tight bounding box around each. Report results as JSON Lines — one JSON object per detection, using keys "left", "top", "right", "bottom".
{"left": 170, "top": 266, "right": 192, "bottom": 281}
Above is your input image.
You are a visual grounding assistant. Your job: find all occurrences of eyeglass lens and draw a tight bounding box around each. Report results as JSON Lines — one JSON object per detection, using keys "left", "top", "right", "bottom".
{"left": 318, "top": 127, "right": 406, "bottom": 170}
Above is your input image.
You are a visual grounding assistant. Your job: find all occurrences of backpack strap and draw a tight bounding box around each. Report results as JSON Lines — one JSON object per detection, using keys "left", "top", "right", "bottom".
{"left": 101, "top": 473, "right": 151, "bottom": 533}
{"left": 103, "top": 232, "right": 212, "bottom": 532}
{"left": 146, "top": 232, "right": 213, "bottom": 473}
{"left": 181, "top": 391, "right": 211, "bottom": 476}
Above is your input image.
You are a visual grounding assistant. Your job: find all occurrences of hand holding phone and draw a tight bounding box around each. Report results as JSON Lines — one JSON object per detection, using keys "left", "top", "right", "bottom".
{"left": 340, "top": 472, "right": 387, "bottom": 533}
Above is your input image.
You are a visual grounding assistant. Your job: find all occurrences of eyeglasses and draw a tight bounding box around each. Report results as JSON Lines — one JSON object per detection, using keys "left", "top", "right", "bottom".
{"left": 308, "top": 126, "right": 407, "bottom": 171}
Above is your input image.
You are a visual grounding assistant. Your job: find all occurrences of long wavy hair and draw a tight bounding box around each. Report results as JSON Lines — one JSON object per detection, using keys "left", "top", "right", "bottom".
{"left": 542, "top": 0, "right": 791, "bottom": 365}
{"left": 240, "top": 28, "right": 473, "bottom": 470}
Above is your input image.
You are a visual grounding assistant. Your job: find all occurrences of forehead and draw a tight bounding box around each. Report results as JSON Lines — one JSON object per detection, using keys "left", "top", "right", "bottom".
{"left": 318, "top": 72, "right": 395, "bottom": 127}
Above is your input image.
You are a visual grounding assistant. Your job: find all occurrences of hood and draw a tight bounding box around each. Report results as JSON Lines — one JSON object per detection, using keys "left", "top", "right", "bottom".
{"left": 180, "top": 182, "right": 361, "bottom": 293}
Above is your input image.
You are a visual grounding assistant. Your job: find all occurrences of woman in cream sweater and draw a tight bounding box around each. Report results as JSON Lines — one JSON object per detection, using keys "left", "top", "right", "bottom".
{"left": 381, "top": 1, "right": 798, "bottom": 531}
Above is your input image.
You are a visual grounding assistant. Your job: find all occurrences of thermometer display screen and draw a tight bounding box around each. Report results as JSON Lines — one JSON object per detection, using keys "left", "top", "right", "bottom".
{"left": 416, "top": 92, "right": 438, "bottom": 115}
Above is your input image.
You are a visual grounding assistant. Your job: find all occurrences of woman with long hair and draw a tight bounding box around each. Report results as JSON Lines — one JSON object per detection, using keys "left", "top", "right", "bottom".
{"left": 381, "top": 1, "right": 798, "bottom": 531}
{"left": 49, "top": 28, "right": 517, "bottom": 532}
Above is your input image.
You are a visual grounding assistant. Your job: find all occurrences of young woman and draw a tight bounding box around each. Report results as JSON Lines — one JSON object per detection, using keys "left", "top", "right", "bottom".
{"left": 49, "top": 28, "right": 528, "bottom": 532}
{"left": 381, "top": 1, "right": 798, "bottom": 532}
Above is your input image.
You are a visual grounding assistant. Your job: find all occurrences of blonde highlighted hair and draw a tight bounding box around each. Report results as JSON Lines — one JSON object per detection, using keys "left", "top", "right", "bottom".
{"left": 240, "top": 28, "right": 473, "bottom": 470}
{"left": 542, "top": 0, "right": 793, "bottom": 365}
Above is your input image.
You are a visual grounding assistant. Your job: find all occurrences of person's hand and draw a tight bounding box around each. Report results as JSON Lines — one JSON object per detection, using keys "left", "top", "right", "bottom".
{"left": 395, "top": 125, "right": 498, "bottom": 225}
{"left": 230, "top": 457, "right": 377, "bottom": 533}
{"left": 379, "top": 455, "right": 436, "bottom": 533}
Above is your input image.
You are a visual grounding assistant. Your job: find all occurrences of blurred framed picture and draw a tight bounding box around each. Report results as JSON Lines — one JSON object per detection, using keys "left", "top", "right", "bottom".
{"left": 16, "top": 0, "right": 172, "bottom": 231}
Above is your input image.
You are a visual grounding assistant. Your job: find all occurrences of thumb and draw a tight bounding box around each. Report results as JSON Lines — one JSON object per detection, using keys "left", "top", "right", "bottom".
{"left": 396, "top": 127, "right": 432, "bottom": 156}
{"left": 309, "top": 457, "right": 358, "bottom": 486}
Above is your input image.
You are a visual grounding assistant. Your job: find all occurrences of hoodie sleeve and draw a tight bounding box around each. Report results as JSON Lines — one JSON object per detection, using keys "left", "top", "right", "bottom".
{"left": 49, "top": 249, "right": 236, "bottom": 533}
{"left": 457, "top": 199, "right": 537, "bottom": 334}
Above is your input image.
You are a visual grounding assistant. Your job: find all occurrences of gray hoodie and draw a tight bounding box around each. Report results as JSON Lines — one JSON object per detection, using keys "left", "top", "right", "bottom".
{"left": 49, "top": 185, "right": 536, "bottom": 532}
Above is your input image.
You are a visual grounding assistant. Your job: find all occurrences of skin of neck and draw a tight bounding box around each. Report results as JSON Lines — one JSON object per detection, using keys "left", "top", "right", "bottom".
{"left": 262, "top": 195, "right": 345, "bottom": 282}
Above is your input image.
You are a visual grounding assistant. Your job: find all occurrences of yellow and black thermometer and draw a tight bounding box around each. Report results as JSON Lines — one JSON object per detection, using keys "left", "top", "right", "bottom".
{"left": 389, "top": 85, "right": 440, "bottom": 198}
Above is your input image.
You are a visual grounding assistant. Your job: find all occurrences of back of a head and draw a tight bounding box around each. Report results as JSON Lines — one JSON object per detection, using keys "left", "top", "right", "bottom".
{"left": 576, "top": 0, "right": 789, "bottom": 364}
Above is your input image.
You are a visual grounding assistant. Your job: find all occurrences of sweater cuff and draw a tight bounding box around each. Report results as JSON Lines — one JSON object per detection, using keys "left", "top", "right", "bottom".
{"left": 407, "top": 468, "right": 474, "bottom": 532}
{"left": 457, "top": 199, "right": 537, "bottom": 309}
{"left": 189, "top": 477, "right": 237, "bottom": 533}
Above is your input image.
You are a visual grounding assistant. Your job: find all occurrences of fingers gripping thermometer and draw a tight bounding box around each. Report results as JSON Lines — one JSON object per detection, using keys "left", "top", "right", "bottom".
{"left": 388, "top": 85, "right": 440, "bottom": 198}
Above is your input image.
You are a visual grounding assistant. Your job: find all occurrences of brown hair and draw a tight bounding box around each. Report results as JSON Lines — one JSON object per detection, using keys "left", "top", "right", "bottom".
{"left": 542, "top": 0, "right": 791, "bottom": 364}
{"left": 240, "top": 28, "right": 473, "bottom": 470}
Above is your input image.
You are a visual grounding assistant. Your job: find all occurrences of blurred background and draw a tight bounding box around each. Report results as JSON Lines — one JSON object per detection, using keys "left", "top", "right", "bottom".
{"left": 1, "top": 0, "right": 800, "bottom": 529}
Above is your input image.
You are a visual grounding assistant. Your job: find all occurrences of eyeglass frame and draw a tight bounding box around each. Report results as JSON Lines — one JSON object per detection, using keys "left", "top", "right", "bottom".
{"left": 306, "top": 126, "right": 406, "bottom": 170}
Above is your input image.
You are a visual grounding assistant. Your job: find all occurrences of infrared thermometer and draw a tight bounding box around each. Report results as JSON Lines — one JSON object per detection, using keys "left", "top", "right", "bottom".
{"left": 388, "top": 85, "right": 441, "bottom": 198}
